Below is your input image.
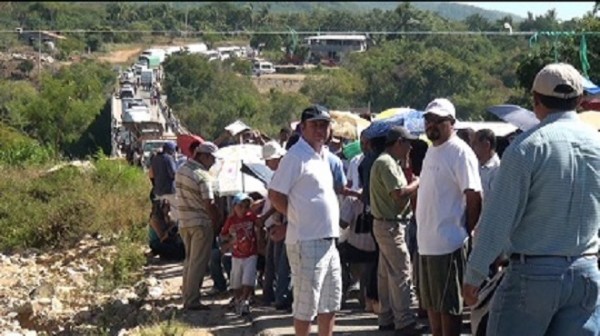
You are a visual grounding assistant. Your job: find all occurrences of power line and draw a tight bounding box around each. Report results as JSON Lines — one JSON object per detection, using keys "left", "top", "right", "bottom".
{"left": 0, "top": 29, "right": 556, "bottom": 36}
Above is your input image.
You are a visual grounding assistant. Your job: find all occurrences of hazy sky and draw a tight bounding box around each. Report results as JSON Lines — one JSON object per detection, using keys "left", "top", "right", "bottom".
{"left": 456, "top": 2, "right": 595, "bottom": 20}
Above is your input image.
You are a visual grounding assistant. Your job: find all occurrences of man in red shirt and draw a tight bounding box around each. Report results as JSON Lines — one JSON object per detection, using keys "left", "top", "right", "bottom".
{"left": 220, "top": 192, "right": 259, "bottom": 316}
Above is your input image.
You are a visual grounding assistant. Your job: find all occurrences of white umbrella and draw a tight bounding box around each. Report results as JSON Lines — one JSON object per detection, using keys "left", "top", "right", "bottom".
{"left": 210, "top": 144, "right": 266, "bottom": 196}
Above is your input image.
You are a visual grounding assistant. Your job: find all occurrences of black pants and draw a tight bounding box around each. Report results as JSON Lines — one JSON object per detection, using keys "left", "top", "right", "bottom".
{"left": 150, "top": 233, "right": 185, "bottom": 261}
{"left": 339, "top": 242, "right": 379, "bottom": 301}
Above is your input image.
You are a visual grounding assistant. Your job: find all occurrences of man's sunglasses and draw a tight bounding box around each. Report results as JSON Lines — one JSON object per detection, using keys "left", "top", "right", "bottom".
{"left": 424, "top": 115, "right": 452, "bottom": 124}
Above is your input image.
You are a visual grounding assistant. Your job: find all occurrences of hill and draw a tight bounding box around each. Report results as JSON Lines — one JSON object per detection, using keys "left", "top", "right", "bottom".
{"left": 165, "top": 2, "right": 522, "bottom": 22}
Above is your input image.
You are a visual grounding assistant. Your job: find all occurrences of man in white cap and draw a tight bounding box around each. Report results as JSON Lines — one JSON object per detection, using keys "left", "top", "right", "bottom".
{"left": 416, "top": 98, "right": 482, "bottom": 336}
{"left": 463, "top": 63, "right": 600, "bottom": 335}
{"left": 176, "top": 141, "right": 223, "bottom": 311}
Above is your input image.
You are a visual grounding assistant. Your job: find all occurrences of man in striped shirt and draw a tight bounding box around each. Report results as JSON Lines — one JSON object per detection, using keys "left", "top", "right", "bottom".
{"left": 463, "top": 63, "right": 600, "bottom": 335}
{"left": 176, "top": 141, "right": 223, "bottom": 311}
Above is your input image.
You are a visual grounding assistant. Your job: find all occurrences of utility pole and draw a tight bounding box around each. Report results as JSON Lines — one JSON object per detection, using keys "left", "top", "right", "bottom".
{"left": 184, "top": 8, "right": 188, "bottom": 39}
{"left": 37, "top": 30, "right": 41, "bottom": 79}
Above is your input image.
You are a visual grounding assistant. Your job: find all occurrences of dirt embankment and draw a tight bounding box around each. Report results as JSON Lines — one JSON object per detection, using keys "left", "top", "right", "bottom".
{"left": 251, "top": 73, "right": 308, "bottom": 94}
{"left": 97, "top": 47, "right": 143, "bottom": 64}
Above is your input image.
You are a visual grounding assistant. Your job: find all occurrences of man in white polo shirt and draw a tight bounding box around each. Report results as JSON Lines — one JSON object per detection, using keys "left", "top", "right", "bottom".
{"left": 268, "top": 105, "right": 342, "bottom": 336}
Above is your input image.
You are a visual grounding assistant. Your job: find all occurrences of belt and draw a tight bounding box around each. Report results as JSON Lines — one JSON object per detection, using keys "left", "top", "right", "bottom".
{"left": 323, "top": 237, "right": 335, "bottom": 241}
{"left": 510, "top": 253, "right": 597, "bottom": 262}
{"left": 373, "top": 217, "right": 407, "bottom": 222}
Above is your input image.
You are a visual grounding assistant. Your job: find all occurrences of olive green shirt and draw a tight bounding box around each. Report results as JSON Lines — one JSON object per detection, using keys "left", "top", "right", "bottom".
{"left": 369, "top": 152, "right": 409, "bottom": 220}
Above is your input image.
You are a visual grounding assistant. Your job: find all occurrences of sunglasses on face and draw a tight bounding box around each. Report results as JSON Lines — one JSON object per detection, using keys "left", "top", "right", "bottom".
{"left": 424, "top": 115, "right": 452, "bottom": 124}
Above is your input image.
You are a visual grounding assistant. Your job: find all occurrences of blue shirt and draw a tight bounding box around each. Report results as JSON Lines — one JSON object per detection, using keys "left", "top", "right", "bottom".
{"left": 465, "top": 111, "right": 600, "bottom": 286}
{"left": 151, "top": 152, "right": 177, "bottom": 196}
{"left": 327, "top": 151, "right": 347, "bottom": 191}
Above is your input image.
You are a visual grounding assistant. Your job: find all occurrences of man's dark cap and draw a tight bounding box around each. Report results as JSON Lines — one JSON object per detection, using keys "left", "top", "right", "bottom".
{"left": 301, "top": 105, "right": 331, "bottom": 123}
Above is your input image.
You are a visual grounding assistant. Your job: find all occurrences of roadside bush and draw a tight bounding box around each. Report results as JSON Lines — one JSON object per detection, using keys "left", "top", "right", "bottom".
{"left": 0, "top": 158, "right": 150, "bottom": 252}
{"left": 0, "top": 123, "right": 57, "bottom": 166}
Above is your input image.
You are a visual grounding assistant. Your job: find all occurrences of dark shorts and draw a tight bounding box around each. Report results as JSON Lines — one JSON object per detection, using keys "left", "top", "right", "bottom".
{"left": 418, "top": 245, "right": 467, "bottom": 315}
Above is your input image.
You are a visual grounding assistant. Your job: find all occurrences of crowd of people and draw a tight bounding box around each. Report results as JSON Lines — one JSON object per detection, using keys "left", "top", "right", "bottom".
{"left": 145, "top": 62, "right": 600, "bottom": 336}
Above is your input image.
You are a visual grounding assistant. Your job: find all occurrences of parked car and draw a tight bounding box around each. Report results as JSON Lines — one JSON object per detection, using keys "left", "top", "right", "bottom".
{"left": 252, "top": 61, "right": 276, "bottom": 76}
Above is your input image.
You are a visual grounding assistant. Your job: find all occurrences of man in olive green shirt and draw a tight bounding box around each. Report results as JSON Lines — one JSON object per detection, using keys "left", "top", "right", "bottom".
{"left": 369, "top": 126, "right": 424, "bottom": 335}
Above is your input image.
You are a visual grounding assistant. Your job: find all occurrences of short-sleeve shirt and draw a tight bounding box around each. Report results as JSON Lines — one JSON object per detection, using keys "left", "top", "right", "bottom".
{"left": 268, "top": 137, "right": 339, "bottom": 244}
{"left": 220, "top": 211, "right": 258, "bottom": 258}
{"left": 151, "top": 153, "right": 176, "bottom": 196}
{"left": 370, "top": 153, "right": 409, "bottom": 220}
{"left": 416, "top": 135, "right": 482, "bottom": 255}
{"left": 347, "top": 153, "right": 364, "bottom": 191}
{"left": 175, "top": 159, "right": 214, "bottom": 228}
{"left": 327, "top": 151, "right": 347, "bottom": 191}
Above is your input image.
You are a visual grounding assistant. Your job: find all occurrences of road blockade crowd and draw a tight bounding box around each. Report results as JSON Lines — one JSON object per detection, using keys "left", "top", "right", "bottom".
{"left": 146, "top": 62, "right": 600, "bottom": 336}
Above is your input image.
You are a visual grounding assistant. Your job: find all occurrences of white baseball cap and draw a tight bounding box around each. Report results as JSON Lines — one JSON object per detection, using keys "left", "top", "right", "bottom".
{"left": 261, "top": 141, "right": 286, "bottom": 161}
{"left": 532, "top": 63, "right": 584, "bottom": 99}
{"left": 424, "top": 98, "right": 456, "bottom": 119}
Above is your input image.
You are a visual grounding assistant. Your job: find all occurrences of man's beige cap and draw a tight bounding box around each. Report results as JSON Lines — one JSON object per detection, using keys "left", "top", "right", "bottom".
{"left": 532, "top": 63, "right": 584, "bottom": 99}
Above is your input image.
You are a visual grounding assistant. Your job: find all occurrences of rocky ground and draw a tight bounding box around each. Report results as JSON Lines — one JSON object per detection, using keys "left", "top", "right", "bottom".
{"left": 0, "top": 236, "right": 473, "bottom": 336}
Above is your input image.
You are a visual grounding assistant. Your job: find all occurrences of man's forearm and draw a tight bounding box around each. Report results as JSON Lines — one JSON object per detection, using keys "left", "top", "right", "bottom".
{"left": 403, "top": 179, "right": 419, "bottom": 196}
{"left": 465, "top": 191, "right": 482, "bottom": 233}
{"left": 268, "top": 191, "right": 288, "bottom": 216}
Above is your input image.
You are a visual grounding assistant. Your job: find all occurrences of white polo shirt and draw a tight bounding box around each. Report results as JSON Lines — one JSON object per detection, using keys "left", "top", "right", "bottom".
{"left": 416, "top": 135, "right": 482, "bottom": 255}
{"left": 268, "top": 137, "right": 339, "bottom": 244}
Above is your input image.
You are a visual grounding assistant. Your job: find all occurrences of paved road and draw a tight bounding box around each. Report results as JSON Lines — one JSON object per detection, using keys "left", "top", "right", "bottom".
{"left": 110, "top": 82, "right": 171, "bottom": 157}
{"left": 145, "top": 260, "right": 474, "bottom": 336}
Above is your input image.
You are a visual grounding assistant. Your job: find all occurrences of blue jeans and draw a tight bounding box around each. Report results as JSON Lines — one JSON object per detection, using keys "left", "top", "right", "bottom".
{"left": 488, "top": 255, "right": 600, "bottom": 336}
{"left": 274, "top": 244, "right": 292, "bottom": 305}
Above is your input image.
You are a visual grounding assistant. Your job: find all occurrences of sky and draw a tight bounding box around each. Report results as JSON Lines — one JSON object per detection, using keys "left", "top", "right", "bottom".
{"left": 456, "top": 2, "right": 596, "bottom": 20}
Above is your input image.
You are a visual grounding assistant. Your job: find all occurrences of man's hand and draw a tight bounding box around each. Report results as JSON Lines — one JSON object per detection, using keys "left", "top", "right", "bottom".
{"left": 160, "top": 232, "right": 169, "bottom": 243}
{"left": 462, "top": 283, "right": 479, "bottom": 307}
{"left": 256, "top": 215, "right": 266, "bottom": 228}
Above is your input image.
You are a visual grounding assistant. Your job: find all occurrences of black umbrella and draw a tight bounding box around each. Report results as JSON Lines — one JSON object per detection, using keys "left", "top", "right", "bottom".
{"left": 486, "top": 105, "right": 539, "bottom": 131}
{"left": 241, "top": 162, "right": 274, "bottom": 186}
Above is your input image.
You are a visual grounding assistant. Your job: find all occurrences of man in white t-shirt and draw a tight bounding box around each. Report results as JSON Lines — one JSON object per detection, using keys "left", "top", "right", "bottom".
{"left": 416, "top": 98, "right": 482, "bottom": 336}
{"left": 268, "top": 105, "right": 342, "bottom": 336}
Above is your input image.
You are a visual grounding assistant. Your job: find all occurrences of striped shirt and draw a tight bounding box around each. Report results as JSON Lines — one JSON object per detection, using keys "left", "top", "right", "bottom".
{"left": 175, "top": 159, "right": 214, "bottom": 229}
{"left": 465, "top": 111, "right": 600, "bottom": 285}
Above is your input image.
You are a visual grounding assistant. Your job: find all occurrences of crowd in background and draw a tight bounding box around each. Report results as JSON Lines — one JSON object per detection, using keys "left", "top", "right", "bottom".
{"left": 145, "top": 62, "right": 600, "bottom": 336}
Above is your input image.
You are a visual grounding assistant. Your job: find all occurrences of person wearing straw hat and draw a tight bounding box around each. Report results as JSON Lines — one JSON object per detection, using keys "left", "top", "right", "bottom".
{"left": 464, "top": 63, "right": 600, "bottom": 335}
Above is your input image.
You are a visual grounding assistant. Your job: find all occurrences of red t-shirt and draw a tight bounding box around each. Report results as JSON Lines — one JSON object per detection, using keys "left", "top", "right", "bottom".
{"left": 220, "top": 211, "right": 258, "bottom": 258}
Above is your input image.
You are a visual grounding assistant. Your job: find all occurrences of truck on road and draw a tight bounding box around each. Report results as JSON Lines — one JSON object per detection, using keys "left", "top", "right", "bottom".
{"left": 140, "top": 69, "right": 155, "bottom": 91}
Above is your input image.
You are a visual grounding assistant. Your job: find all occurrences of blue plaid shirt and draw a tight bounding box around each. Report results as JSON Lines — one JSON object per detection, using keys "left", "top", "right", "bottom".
{"left": 465, "top": 111, "right": 600, "bottom": 286}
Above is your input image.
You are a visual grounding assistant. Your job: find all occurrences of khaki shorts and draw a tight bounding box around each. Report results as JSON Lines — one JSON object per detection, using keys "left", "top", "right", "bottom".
{"left": 418, "top": 245, "right": 466, "bottom": 315}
